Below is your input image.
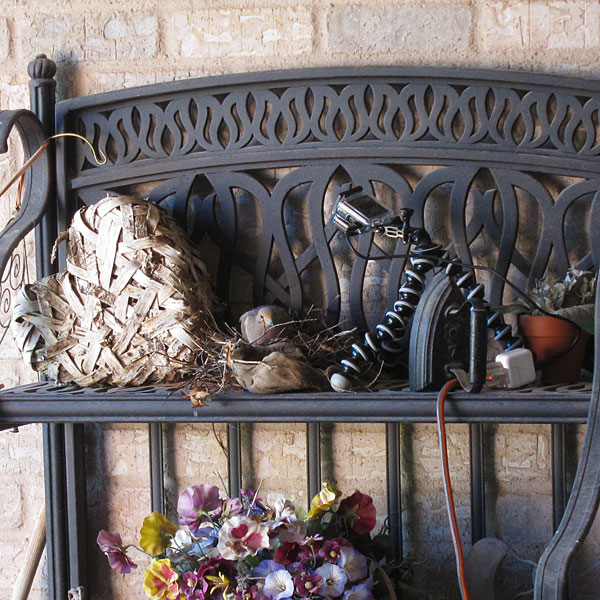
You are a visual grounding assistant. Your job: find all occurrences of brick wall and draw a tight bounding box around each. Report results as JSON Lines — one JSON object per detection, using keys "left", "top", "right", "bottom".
{"left": 1, "top": 1, "right": 600, "bottom": 599}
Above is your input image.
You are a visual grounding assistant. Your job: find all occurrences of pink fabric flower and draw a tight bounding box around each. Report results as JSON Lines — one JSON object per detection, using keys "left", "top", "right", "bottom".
{"left": 217, "top": 515, "right": 270, "bottom": 560}
{"left": 96, "top": 530, "right": 137, "bottom": 574}
{"left": 220, "top": 497, "right": 244, "bottom": 518}
{"left": 336, "top": 491, "right": 376, "bottom": 535}
{"left": 177, "top": 485, "right": 222, "bottom": 533}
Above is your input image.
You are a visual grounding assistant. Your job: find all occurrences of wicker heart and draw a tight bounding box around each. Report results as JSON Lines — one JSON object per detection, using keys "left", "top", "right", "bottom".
{"left": 12, "top": 194, "right": 217, "bottom": 386}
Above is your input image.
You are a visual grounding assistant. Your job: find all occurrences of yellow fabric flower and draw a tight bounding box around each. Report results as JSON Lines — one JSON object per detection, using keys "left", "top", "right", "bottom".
{"left": 206, "top": 572, "right": 231, "bottom": 597}
{"left": 143, "top": 558, "right": 180, "bottom": 600}
{"left": 140, "top": 512, "right": 178, "bottom": 556}
{"left": 306, "top": 482, "right": 341, "bottom": 520}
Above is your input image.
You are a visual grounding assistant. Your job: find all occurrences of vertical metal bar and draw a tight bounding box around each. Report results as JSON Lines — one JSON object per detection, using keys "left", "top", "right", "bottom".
{"left": 30, "top": 54, "right": 64, "bottom": 600}
{"left": 149, "top": 423, "right": 165, "bottom": 514}
{"left": 64, "top": 424, "right": 88, "bottom": 592}
{"left": 470, "top": 423, "right": 486, "bottom": 543}
{"left": 306, "top": 423, "right": 321, "bottom": 503}
{"left": 386, "top": 423, "right": 403, "bottom": 559}
{"left": 43, "top": 423, "right": 68, "bottom": 600}
{"left": 552, "top": 424, "right": 567, "bottom": 532}
{"left": 227, "top": 424, "right": 242, "bottom": 497}
{"left": 28, "top": 54, "right": 57, "bottom": 280}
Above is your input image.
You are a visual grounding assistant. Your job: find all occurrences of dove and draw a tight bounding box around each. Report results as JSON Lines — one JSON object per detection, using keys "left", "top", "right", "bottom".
{"left": 230, "top": 344, "right": 329, "bottom": 394}
{"left": 239, "top": 305, "right": 291, "bottom": 345}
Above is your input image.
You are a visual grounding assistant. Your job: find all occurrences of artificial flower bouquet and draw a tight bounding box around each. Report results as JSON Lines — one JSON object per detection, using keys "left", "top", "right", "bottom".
{"left": 97, "top": 483, "right": 398, "bottom": 600}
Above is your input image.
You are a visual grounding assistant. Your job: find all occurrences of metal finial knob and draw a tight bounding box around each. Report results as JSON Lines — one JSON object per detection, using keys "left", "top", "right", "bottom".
{"left": 27, "top": 54, "right": 57, "bottom": 80}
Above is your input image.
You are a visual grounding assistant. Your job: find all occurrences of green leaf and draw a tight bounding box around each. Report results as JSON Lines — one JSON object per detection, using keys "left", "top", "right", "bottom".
{"left": 552, "top": 305, "right": 595, "bottom": 335}
{"left": 495, "top": 303, "right": 531, "bottom": 316}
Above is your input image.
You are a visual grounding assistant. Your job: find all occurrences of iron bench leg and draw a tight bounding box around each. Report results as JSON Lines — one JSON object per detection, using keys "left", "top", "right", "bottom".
{"left": 534, "top": 291, "right": 600, "bottom": 599}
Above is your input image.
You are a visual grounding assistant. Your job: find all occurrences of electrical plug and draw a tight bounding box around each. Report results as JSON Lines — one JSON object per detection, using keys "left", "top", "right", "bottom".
{"left": 485, "top": 348, "right": 536, "bottom": 389}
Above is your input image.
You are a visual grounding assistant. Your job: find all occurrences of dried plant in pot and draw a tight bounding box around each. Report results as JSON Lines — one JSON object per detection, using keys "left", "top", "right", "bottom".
{"left": 499, "top": 269, "right": 596, "bottom": 383}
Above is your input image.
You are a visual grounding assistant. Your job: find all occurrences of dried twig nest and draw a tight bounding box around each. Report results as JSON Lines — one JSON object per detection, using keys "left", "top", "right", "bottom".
{"left": 187, "top": 309, "right": 361, "bottom": 400}
{"left": 12, "top": 194, "right": 218, "bottom": 386}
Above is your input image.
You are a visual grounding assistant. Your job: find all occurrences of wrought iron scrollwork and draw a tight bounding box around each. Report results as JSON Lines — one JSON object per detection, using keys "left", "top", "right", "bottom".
{"left": 0, "top": 240, "right": 28, "bottom": 344}
{"left": 72, "top": 80, "right": 600, "bottom": 174}
{"left": 0, "top": 109, "right": 52, "bottom": 343}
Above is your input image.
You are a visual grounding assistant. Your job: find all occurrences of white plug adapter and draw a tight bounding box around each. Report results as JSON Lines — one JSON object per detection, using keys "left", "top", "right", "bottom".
{"left": 494, "top": 348, "right": 536, "bottom": 389}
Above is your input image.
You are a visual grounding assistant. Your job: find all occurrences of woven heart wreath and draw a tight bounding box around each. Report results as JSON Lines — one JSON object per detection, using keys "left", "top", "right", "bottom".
{"left": 12, "top": 194, "right": 218, "bottom": 386}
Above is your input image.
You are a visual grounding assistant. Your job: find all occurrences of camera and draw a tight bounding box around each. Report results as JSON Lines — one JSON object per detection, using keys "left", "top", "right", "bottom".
{"left": 332, "top": 187, "right": 395, "bottom": 234}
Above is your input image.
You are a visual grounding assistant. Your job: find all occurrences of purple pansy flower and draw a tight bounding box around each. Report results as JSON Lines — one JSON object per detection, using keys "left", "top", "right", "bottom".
{"left": 319, "top": 539, "right": 351, "bottom": 564}
{"left": 96, "top": 530, "right": 137, "bottom": 574}
{"left": 253, "top": 560, "right": 286, "bottom": 578}
{"left": 180, "top": 570, "right": 209, "bottom": 600}
{"left": 235, "top": 584, "right": 266, "bottom": 600}
{"left": 338, "top": 547, "right": 368, "bottom": 582}
{"left": 274, "top": 541, "right": 315, "bottom": 566}
{"left": 342, "top": 581, "right": 373, "bottom": 600}
{"left": 294, "top": 570, "right": 323, "bottom": 597}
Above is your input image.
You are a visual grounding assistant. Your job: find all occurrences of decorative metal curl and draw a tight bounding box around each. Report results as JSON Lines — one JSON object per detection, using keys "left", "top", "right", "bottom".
{"left": 0, "top": 240, "right": 28, "bottom": 344}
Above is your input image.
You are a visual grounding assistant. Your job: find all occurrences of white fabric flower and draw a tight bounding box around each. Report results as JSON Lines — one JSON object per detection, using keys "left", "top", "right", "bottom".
{"left": 264, "top": 569, "right": 294, "bottom": 600}
{"left": 217, "top": 515, "right": 270, "bottom": 560}
{"left": 269, "top": 498, "right": 306, "bottom": 544}
{"left": 316, "top": 563, "right": 348, "bottom": 597}
{"left": 170, "top": 528, "right": 194, "bottom": 548}
{"left": 273, "top": 498, "right": 297, "bottom": 521}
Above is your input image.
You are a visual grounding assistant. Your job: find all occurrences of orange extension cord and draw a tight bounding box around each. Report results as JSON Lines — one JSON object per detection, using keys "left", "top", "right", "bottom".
{"left": 437, "top": 379, "right": 470, "bottom": 600}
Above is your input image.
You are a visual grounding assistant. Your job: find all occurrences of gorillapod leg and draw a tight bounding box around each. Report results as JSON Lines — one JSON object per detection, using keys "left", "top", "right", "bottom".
{"left": 330, "top": 242, "right": 521, "bottom": 392}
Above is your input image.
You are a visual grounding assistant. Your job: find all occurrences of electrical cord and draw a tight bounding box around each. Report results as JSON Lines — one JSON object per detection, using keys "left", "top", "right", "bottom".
{"left": 343, "top": 229, "right": 557, "bottom": 318}
{"left": 437, "top": 378, "right": 470, "bottom": 600}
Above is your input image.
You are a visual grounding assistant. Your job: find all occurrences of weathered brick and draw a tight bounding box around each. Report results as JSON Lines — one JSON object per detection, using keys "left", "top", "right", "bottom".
{"left": 0, "top": 79, "right": 28, "bottom": 110}
{"left": 585, "top": 1, "right": 600, "bottom": 47}
{"left": 0, "top": 18, "right": 10, "bottom": 63}
{"left": 84, "top": 13, "right": 158, "bottom": 61}
{"left": 0, "top": 483, "right": 22, "bottom": 529}
{"left": 503, "top": 432, "right": 548, "bottom": 473}
{"left": 479, "top": 1, "right": 530, "bottom": 49}
{"left": 21, "top": 15, "right": 84, "bottom": 62}
{"left": 481, "top": 0, "right": 600, "bottom": 50}
{"left": 174, "top": 8, "right": 312, "bottom": 58}
{"left": 327, "top": 6, "right": 473, "bottom": 53}
{"left": 530, "top": 0, "right": 590, "bottom": 49}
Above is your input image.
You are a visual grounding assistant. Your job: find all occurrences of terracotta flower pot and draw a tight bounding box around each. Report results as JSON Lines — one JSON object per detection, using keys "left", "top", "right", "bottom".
{"left": 519, "top": 315, "right": 590, "bottom": 384}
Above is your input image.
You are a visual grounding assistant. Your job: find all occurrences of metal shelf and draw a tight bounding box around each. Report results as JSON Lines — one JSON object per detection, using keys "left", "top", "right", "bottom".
{"left": 0, "top": 381, "right": 592, "bottom": 425}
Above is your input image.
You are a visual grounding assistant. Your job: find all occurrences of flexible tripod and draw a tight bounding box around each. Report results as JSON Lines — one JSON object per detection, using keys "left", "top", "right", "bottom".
{"left": 329, "top": 200, "right": 522, "bottom": 392}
